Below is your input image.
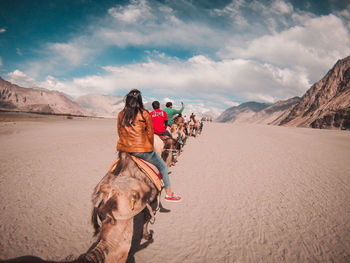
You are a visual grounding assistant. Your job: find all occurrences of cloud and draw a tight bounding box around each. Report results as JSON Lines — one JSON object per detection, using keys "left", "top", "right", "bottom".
{"left": 7, "top": 70, "right": 40, "bottom": 88}
{"left": 23, "top": 39, "right": 95, "bottom": 78}
{"left": 5, "top": 68, "right": 225, "bottom": 116}
{"left": 162, "top": 97, "right": 174, "bottom": 104}
{"left": 6, "top": 0, "right": 350, "bottom": 115}
{"left": 0, "top": 28, "right": 6, "bottom": 33}
{"left": 20, "top": 0, "right": 223, "bottom": 77}
{"left": 97, "top": 1, "right": 222, "bottom": 49}
{"left": 270, "top": 0, "right": 293, "bottom": 15}
{"left": 218, "top": 14, "right": 350, "bottom": 83}
{"left": 16, "top": 48, "right": 22, "bottom": 56}
{"left": 8, "top": 51, "right": 306, "bottom": 105}
{"left": 48, "top": 41, "right": 92, "bottom": 66}
{"left": 29, "top": 54, "right": 311, "bottom": 102}
{"left": 108, "top": 0, "right": 153, "bottom": 24}
{"left": 336, "top": 4, "right": 350, "bottom": 28}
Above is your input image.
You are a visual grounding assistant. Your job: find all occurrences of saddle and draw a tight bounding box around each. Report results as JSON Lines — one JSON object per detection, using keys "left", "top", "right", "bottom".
{"left": 107, "top": 155, "right": 164, "bottom": 191}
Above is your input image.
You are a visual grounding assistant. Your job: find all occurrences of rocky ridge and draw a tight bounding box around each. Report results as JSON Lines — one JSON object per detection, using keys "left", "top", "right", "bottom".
{"left": 216, "top": 101, "right": 271, "bottom": 123}
{"left": 0, "top": 77, "right": 92, "bottom": 116}
{"left": 279, "top": 55, "right": 350, "bottom": 129}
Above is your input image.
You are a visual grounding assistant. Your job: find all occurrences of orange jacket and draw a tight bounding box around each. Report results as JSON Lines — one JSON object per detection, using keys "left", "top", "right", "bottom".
{"left": 117, "top": 109, "right": 154, "bottom": 153}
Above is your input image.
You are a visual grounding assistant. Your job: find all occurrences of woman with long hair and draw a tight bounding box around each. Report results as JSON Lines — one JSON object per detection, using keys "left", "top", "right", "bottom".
{"left": 116, "top": 89, "right": 181, "bottom": 202}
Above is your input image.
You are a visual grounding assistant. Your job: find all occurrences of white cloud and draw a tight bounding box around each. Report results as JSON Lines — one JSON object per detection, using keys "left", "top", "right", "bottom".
{"left": 211, "top": 0, "right": 249, "bottom": 27}
{"left": 271, "top": 0, "right": 293, "bottom": 15}
{"left": 7, "top": 70, "right": 40, "bottom": 88}
{"left": 20, "top": 0, "right": 223, "bottom": 77}
{"left": 66, "top": 55, "right": 311, "bottom": 103}
{"left": 108, "top": 0, "right": 153, "bottom": 24}
{"left": 162, "top": 97, "right": 174, "bottom": 104}
{"left": 337, "top": 4, "right": 350, "bottom": 28}
{"left": 48, "top": 41, "right": 93, "bottom": 66}
{"left": 218, "top": 14, "right": 350, "bottom": 83}
{"left": 7, "top": 51, "right": 310, "bottom": 109}
{"left": 6, "top": 0, "right": 350, "bottom": 113}
{"left": 22, "top": 39, "right": 94, "bottom": 78}
{"left": 223, "top": 100, "right": 240, "bottom": 107}
{"left": 16, "top": 48, "right": 22, "bottom": 56}
{"left": 0, "top": 28, "right": 6, "bottom": 33}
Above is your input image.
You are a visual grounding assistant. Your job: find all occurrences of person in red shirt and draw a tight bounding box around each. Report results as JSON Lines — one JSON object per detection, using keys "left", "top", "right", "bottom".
{"left": 150, "top": 101, "right": 172, "bottom": 137}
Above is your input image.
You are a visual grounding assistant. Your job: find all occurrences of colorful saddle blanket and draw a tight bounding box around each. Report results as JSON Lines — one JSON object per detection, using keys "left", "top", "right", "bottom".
{"left": 107, "top": 156, "right": 163, "bottom": 191}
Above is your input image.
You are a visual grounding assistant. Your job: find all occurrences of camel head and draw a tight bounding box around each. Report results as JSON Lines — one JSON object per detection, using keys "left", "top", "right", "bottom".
{"left": 91, "top": 152, "right": 157, "bottom": 236}
{"left": 92, "top": 175, "right": 153, "bottom": 237}
{"left": 161, "top": 137, "right": 177, "bottom": 167}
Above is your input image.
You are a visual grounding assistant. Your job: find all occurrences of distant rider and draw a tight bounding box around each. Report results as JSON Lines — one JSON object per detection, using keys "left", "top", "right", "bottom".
{"left": 164, "top": 102, "right": 184, "bottom": 126}
{"left": 150, "top": 101, "right": 172, "bottom": 138}
{"left": 164, "top": 101, "right": 185, "bottom": 145}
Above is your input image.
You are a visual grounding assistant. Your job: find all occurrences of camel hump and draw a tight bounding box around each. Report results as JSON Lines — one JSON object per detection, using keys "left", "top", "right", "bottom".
{"left": 130, "top": 155, "right": 164, "bottom": 191}
{"left": 107, "top": 152, "right": 163, "bottom": 191}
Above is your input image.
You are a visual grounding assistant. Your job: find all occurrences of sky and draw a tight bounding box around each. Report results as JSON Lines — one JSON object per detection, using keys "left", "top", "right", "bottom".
{"left": 0, "top": 0, "right": 350, "bottom": 116}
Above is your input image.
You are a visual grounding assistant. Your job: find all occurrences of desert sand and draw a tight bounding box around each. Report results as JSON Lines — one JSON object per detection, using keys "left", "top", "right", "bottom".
{"left": 0, "top": 114, "right": 350, "bottom": 262}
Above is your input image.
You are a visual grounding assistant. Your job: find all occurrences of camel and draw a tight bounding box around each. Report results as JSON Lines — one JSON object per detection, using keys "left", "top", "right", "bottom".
{"left": 188, "top": 119, "right": 195, "bottom": 137}
{"left": 193, "top": 121, "right": 200, "bottom": 137}
{"left": 173, "top": 115, "right": 185, "bottom": 125}
{"left": 91, "top": 151, "right": 160, "bottom": 239}
{"left": 2, "top": 152, "right": 160, "bottom": 263}
{"left": 168, "top": 124, "right": 186, "bottom": 159}
{"left": 154, "top": 134, "right": 177, "bottom": 167}
{"left": 188, "top": 118, "right": 200, "bottom": 138}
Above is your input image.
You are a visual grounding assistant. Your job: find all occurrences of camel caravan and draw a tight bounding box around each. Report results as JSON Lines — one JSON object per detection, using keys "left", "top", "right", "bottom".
{"left": 3, "top": 105, "right": 205, "bottom": 263}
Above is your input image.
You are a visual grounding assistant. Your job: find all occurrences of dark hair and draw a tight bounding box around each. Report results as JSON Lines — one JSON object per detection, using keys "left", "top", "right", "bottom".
{"left": 165, "top": 102, "right": 172, "bottom": 108}
{"left": 121, "top": 89, "right": 145, "bottom": 127}
{"left": 152, "top": 101, "right": 160, "bottom": 109}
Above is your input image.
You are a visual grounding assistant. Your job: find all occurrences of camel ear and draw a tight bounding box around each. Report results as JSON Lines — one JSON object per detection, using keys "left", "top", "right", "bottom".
{"left": 100, "top": 184, "right": 112, "bottom": 201}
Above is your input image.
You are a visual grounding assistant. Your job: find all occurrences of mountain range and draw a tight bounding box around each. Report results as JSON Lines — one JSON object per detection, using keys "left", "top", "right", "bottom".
{"left": 1, "top": 55, "right": 349, "bottom": 130}
{"left": 74, "top": 94, "right": 124, "bottom": 118}
{"left": 0, "top": 77, "right": 92, "bottom": 116}
{"left": 278, "top": 55, "right": 350, "bottom": 129}
{"left": 216, "top": 55, "right": 350, "bottom": 130}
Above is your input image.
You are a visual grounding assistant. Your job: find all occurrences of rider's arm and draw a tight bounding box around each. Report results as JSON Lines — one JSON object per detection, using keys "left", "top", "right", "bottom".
{"left": 172, "top": 104, "right": 184, "bottom": 114}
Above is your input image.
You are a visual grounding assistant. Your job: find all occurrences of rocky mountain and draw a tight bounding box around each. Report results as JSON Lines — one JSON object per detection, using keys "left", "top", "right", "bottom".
{"left": 278, "top": 55, "right": 350, "bottom": 129}
{"left": 74, "top": 94, "right": 124, "bottom": 117}
{"left": 261, "top": 97, "right": 301, "bottom": 125}
{"left": 216, "top": 101, "right": 271, "bottom": 123}
{"left": 0, "top": 77, "right": 92, "bottom": 116}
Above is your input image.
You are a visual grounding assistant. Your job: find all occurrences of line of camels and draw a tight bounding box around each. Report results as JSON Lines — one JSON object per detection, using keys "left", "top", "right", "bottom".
{"left": 2, "top": 115, "right": 205, "bottom": 263}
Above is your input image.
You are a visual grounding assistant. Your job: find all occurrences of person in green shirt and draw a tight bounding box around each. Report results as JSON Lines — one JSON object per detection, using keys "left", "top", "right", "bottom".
{"left": 164, "top": 101, "right": 185, "bottom": 145}
{"left": 164, "top": 101, "right": 184, "bottom": 126}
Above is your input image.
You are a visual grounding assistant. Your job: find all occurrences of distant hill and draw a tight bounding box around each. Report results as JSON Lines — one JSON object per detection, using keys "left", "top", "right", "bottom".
{"left": 278, "top": 55, "right": 350, "bottom": 129}
{"left": 216, "top": 101, "right": 270, "bottom": 123}
{"left": 216, "top": 55, "right": 350, "bottom": 130}
{"left": 258, "top": 97, "right": 301, "bottom": 125}
{"left": 0, "top": 77, "right": 92, "bottom": 116}
{"left": 74, "top": 94, "right": 124, "bottom": 117}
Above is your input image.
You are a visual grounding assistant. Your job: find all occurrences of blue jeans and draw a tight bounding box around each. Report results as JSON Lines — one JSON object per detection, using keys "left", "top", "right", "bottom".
{"left": 131, "top": 151, "right": 171, "bottom": 189}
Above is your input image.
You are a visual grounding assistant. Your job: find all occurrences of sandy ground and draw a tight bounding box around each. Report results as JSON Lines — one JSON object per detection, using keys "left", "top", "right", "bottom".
{"left": 0, "top": 115, "right": 350, "bottom": 262}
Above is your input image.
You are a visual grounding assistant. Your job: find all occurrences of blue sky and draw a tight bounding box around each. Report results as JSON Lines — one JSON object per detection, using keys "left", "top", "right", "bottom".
{"left": 0, "top": 0, "right": 349, "bottom": 115}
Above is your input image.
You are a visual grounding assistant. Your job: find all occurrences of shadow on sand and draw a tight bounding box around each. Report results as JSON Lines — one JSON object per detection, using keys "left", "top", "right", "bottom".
{"left": 127, "top": 201, "right": 171, "bottom": 263}
{"left": 0, "top": 202, "right": 171, "bottom": 263}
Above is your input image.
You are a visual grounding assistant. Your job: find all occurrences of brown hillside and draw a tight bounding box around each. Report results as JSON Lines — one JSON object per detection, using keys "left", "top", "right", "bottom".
{"left": 279, "top": 56, "right": 350, "bottom": 129}
{"left": 0, "top": 77, "right": 92, "bottom": 116}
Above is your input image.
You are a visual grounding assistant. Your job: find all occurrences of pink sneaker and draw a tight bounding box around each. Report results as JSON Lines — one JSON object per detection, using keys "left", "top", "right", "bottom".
{"left": 165, "top": 193, "right": 182, "bottom": 202}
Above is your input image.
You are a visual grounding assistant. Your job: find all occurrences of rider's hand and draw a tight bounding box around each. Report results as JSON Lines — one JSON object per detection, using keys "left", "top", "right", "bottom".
{"left": 181, "top": 102, "right": 184, "bottom": 107}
